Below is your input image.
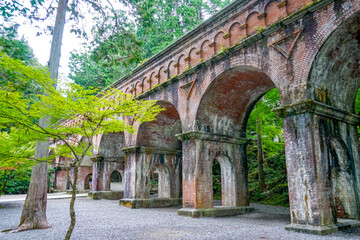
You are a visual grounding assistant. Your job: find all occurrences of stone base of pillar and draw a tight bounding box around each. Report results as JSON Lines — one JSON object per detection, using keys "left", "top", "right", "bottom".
{"left": 119, "top": 198, "right": 182, "bottom": 208}
{"left": 178, "top": 206, "right": 254, "bottom": 218}
{"left": 89, "top": 191, "right": 124, "bottom": 200}
{"left": 285, "top": 219, "right": 360, "bottom": 235}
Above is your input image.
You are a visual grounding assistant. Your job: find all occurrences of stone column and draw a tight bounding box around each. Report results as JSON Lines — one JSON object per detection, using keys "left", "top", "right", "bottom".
{"left": 276, "top": 100, "right": 360, "bottom": 235}
{"left": 120, "top": 146, "right": 182, "bottom": 208}
{"left": 91, "top": 156, "right": 104, "bottom": 192}
{"left": 176, "top": 131, "right": 254, "bottom": 217}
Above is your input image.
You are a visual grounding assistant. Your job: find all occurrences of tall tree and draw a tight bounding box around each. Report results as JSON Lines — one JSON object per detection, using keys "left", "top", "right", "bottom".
{"left": 246, "top": 89, "right": 283, "bottom": 191}
{"left": 11, "top": 0, "right": 68, "bottom": 232}
{"left": 123, "top": 0, "right": 231, "bottom": 57}
{"left": 1, "top": 0, "right": 148, "bottom": 233}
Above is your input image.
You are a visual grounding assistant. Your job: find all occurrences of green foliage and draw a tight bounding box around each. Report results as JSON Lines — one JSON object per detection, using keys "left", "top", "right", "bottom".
{"left": 246, "top": 89, "right": 284, "bottom": 158}
{"left": 355, "top": 88, "right": 360, "bottom": 114}
{"left": 124, "top": 0, "right": 231, "bottom": 58}
{"left": 0, "top": 0, "right": 44, "bottom": 19}
{"left": 246, "top": 89, "right": 288, "bottom": 206}
{"left": 150, "top": 169, "right": 158, "bottom": 193}
{"left": 212, "top": 160, "right": 221, "bottom": 200}
{"left": 69, "top": 0, "right": 232, "bottom": 90}
{"left": 247, "top": 144, "right": 289, "bottom": 207}
{"left": 0, "top": 53, "right": 164, "bottom": 178}
{"left": 0, "top": 167, "right": 32, "bottom": 195}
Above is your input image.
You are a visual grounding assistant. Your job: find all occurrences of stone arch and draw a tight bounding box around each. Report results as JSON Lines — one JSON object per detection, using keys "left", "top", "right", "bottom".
{"left": 151, "top": 163, "right": 171, "bottom": 198}
{"left": 138, "top": 78, "right": 145, "bottom": 95}
{"left": 93, "top": 132, "right": 126, "bottom": 192}
{"left": 196, "top": 65, "right": 276, "bottom": 137}
{"left": 246, "top": 12, "right": 263, "bottom": 36}
{"left": 158, "top": 66, "right": 169, "bottom": 83}
{"left": 307, "top": 11, "right": 360, "bottom": 112}
{"left": 84, "top": 173, "right": 92, "bottom": 190}
{"left": 133, "top": 82, "right": 139, "bottom": 96}
{"left": 229, "top": 22, "right": 242, "bottom": 46}
{"left": 124, "top": 87, "right": 130, "bottom": 95}
{"left": 145, "top": 72, "right": 155, "bottom": 90}
{"left": 201, "top": 39, "right": 213, "bottom": 61}
{"left": 168, "top": 61, "right": 177, "bottom": 80}
{"left": 214, "top": 31, "right": 229, "bottom": 54}
{"left": 211, "top": 154, "right": 236, "bottom": 207}
{"left": 109, "top": 170, "right": 123, "bottom": 191}
{"left": 135, "top": 100, "right": 182, "bottom": 199}
{"left": 98, "top": 132, "right": 125, "bottom": 159}
{"left": 264, "top": 0, "right": 282, "bottom": 26}
{"left": 137, "top": 101, "right": 182, "bottom": 150}
{"left": 189, "top": 47, "right": 200, "bottom": 67}
{"left": 178, "top": 54, "right": 186, "bottom": 74}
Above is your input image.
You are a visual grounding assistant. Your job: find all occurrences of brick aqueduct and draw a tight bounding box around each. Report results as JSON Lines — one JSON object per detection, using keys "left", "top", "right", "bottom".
{"left": 51, "top": 0, "right": 360, "bottom": 235}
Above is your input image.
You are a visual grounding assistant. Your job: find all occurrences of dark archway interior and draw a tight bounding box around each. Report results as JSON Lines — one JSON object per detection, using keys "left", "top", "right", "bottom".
{"left": 84, "top": 173, "right": 92, "bottom": 190}
{"left": 308, "top": 12, "right": 360, "bottom": 112}
{"left": 110, "top": 170, "right": 122, "bottom": 183}
{"left": 196, "top": 66, "right": 275, "bottom": 138}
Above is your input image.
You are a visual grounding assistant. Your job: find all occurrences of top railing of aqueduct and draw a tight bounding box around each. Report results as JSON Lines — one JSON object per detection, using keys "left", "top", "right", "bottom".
{"left": 101, "top": 0, "right": 315, "bottom": 96}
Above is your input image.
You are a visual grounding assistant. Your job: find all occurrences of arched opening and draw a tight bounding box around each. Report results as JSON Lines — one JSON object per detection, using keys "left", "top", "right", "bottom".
{"left": 84, "top": 173, "right": 92, "bottom": 190}
{"left": 212, "top": 155, "right": 236, "bottom": 207}
{"left": 245, "top": 89, "right": 288, "bottom": 207}
{"left": 136, "top": 101, "right": 182, "bottom": 199}
{"left": 150, "top": 163, "right": 171, "bottom": 198}
{"left": 110, "top": 170, "right": 123, "bottom": 191}
{"left": 196, "top": 66, "right": 284, "bottom": 209}
{"left": 97, "top": 132, "right": 125, "bottom": 192}
{"left": 306, "top": 11, "right": 360, "bottom": 221}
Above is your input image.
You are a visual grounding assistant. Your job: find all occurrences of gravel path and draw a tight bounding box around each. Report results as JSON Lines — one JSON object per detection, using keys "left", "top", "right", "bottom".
{"left": 0, "top": 198, "right": 359, "bottom": 240}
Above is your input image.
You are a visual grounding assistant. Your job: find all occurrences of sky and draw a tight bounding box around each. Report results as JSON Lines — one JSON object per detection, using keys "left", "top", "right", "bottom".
{"left": 18, "top": 20, "right": 83, "bottom": 81}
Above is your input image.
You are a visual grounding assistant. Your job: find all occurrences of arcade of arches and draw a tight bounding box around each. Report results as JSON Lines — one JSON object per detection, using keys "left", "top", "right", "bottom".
{"left": 51, "top": 0, "right": 360, "bottom": 235}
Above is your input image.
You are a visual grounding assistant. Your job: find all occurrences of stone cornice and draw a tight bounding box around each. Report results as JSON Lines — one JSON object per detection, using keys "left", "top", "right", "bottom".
{"left": 273, "top": 100, "right": 360, "bottom": 125}
{"left": 176, "top": 131, "right": 249, "bottom": 145}
{"left": 121, "top": 146, "right": 182, "bottom": 155}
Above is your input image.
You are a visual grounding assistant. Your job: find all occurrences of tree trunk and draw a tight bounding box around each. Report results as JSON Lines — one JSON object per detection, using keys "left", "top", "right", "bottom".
{"left": 5, "top": 0, "right": 69, "bottom": 232}
{"left": 65, "top": 165, "right": 78, "bottom": 240}
{"left": 257, "top": 121, "right": 266, "bottom": 191}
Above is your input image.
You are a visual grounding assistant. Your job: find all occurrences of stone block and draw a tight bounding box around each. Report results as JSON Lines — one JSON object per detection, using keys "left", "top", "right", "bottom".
{"left": 177, "top": 206, "right": 254, "bottom": 218}
{"left": 89, "top": 191, "right": 124, "bottom": 200}
{"left": 119, "top": 198, "right": 182, "bottom": 208}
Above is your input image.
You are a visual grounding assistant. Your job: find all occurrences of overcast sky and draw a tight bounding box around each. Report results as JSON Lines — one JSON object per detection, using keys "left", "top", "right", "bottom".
{"left": 18, "top": 21, "right": 83, "bottom": 81}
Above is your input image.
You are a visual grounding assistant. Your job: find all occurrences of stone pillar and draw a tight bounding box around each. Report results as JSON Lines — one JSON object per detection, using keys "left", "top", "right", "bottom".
{"left": 176, "top": 131, "right": 254, "bottom": 217}
{"left": 276, "top": 100, "right": 360, "bottom": 235}
{"left": 89, "top": 156, "right": 125, "bottom": 200}
{"left": 91, "top": 156, "right": 104, "bottom": 192}
{"left": 120, "top": 146, "right": 182, "bottom": 208}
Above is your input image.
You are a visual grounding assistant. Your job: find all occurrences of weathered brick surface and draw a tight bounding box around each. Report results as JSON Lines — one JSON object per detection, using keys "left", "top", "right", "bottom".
{"left": 54, "top": 0, "right": 360, "bottom": 233}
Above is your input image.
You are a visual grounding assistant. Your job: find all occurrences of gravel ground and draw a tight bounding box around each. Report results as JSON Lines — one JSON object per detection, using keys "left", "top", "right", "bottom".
{"left": 0, "top": 198, "right": 359, "bottom": 240}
